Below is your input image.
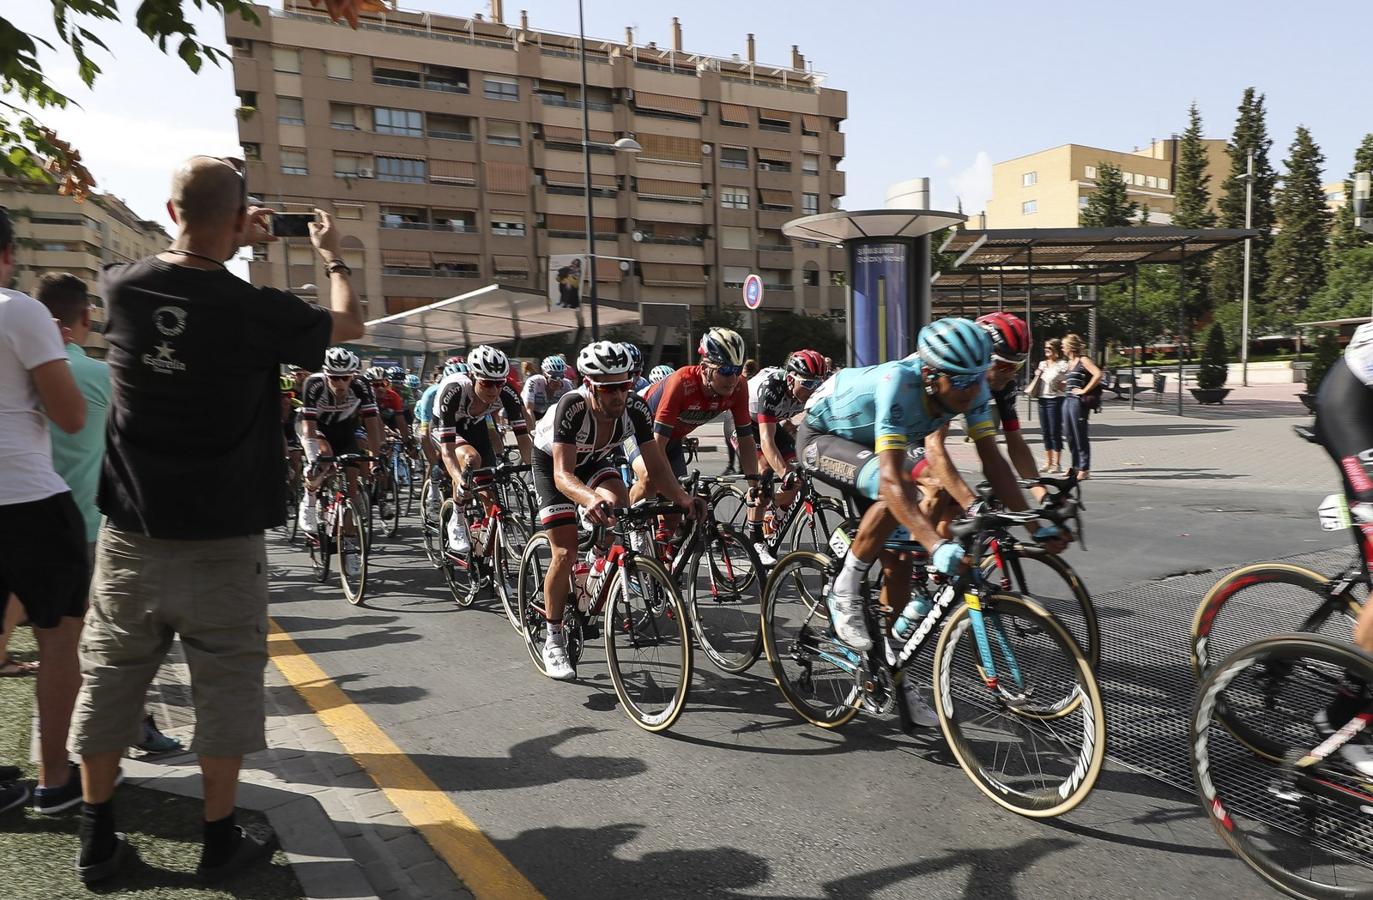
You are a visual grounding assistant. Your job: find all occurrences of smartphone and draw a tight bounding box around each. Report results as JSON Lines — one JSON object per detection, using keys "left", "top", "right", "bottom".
{"left": 270, "top": 212, "right": 315, "bottom": 238}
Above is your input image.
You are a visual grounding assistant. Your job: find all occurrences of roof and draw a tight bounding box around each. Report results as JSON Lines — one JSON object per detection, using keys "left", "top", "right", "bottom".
{"left": 782, "top": 209, "right": 966, "bottom": 245}
{"left": 931, "top": 267, "right": 1130, "bottom": 290}
{"left": 941, "top": 226, "right": 1257, "bottom": 268}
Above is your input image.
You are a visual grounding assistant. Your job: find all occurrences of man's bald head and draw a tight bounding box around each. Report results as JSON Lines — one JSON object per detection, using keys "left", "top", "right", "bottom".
{"left": 169, "top": 156, "right": 246, "bottom": 230}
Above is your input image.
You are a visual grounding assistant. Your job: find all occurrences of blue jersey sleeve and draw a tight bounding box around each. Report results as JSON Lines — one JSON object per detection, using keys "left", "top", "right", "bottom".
{"left": 874, "top": 366, "right": 916, "bottom": 453}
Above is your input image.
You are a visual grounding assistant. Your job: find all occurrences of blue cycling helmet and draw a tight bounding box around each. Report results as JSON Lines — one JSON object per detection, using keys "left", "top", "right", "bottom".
{"left": 405, "top": 374, "right": 421, "bottom": 389}
{"left": 916, "top": 317, "right": 992, "bottom": 376}
{"left": 443, "top": 361, "right": 468, "bottom": 377}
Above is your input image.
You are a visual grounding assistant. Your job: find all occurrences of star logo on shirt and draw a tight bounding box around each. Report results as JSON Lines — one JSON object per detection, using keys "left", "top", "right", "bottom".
{"left": 154, "top": 342, "right": 176, "bottom": 361}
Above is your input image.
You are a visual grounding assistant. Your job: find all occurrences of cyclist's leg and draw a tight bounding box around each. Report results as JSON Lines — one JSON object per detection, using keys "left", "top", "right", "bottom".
{"left": 532, "top": 454, "right": 579, "bottom": 631}
{"left": 771, "top": 428, "right": 799, "bottom": 510}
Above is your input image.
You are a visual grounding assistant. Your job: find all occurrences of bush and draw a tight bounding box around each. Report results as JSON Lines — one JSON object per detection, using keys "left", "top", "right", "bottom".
{"left": 1305, "top": 330, "right": 1341, "bottom": 391}
{"left": 1196, "top": 322, "right": 1229, "bottom": 390}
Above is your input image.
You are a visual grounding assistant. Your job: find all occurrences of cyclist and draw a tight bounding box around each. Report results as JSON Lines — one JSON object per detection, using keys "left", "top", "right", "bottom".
{"left": 417, "top": 359, "right": 461, "bottom": 517}
{"left": 435, "top": 346, "right": 532, "bottom": 552}
{"left": 621, "top": 342, "right": 651, "bottom": 393}
{"left": 281, "top": 374, "right": 304, "bottom": 489}
{"left": 1313, "top": 321, "right": 1373, "bottom": 775}
{"left": 798, "top": 317, "right": 1031, "bottom": 663}
{"left": 297, "top": 348, "right": 381, "bottom": 574}
{"left": 531, "top": 341, "right": 695, "bottom": 680}
{"left": 522, "top": 355, "right": 573, "bottom": 420}
{"left": 365, "top": 366, "right": 407, "bottom": 519}
{"left": 649, "top": 364, "right": 674, "bottom": 386}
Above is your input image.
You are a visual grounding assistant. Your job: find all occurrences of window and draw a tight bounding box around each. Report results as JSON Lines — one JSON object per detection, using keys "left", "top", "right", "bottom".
{"left": 280, "top": 149, "right": 307, "bottom": 176}
{"left": 1146, "top": 175, "right": 1158, "bottom": 189}
{"left": 237, "top": 90, "right": 257, "bottom": 109}
{"left": 228, "top": 36, "right": 252, "bottom": 57}
{"left": 491, "top": 216, "right": 526, "bottom": 237}
{"left": 423, "top": 64, "right": 468, "bottom": 93}
{"left": 433, "top": 209, "right": 475, "bottom": 233}
{"left": 1022, "top": 199, "right": 1037, "bottom": 215}
{"left": 758, "top": 111, "right": 790, "bottom": 132}
{"left": 335, "top": 205, "right": 363, "bottom": 220}
{"left": 427, "top": 114, "right": 472, "bottom": 140}
{"left": 1084, "top": 165, "right": 1097, "bottom": 180}
{"left": 1158, "top": 177, "right": 1169, "bottom": 191}
{"left": 376, "top": 156, "right": 426, "bottom": 183}
{"left": 802, "top": 193, "right": 819, "bottom": 215}
{"left": 374, "top": 64, "right": 422, "bottom": 89}
{"left": 1023, "top": 171, "right": 1037, "bottom": 187}
{"left": 333, "top": 153, "right": 366, "bottom": 177}
{"left": 720, "top": 226, "right": 751, "bottom": 251}
{"left": 721, "top": 187, "right": 749, "bottom": 209}
{"left": 483, "top": 75, "right": 519, "bottom": 101}
{"left": 486, "top": 120, "right": 521, "bottom": 146}
{"left": 380, "top": 206, "right": 427, "bottom": 228}
{"left": 720, "top": 147, "right": 749, "bottom": 170}
{"left": 276, "top": 97, "right": 304, "bottom": 126}
{"left": 375, "top": 108, "right": 422, "bottom": 137}
{"left": 802, "top": 153, "right": 820, "bottom": 175}
{"left": 241, "top": 142, "right": 260, "bottom": 160}
{"left": 722, "top": 266, "right": 750, "bottom": 287}
{"left": 803, "top": 268, "right": 820, "bottom": 287}
{"left": 1078, "top": 195, "right": 1090, "bottom": 209}
{"left": 329, "top": 103, "right": 357, "bottom": 130}
{"left": 272, "top": 47, "right": 300, "bottom": 73}
{"left": 325, "top": 53, "right": 353, "bottom": 79}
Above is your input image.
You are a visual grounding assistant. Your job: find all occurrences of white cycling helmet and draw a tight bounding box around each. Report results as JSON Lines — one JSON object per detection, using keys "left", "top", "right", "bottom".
{"left": 649, "top": 364, "right": 674, "bottom": 384}
{"left": 466, "top": 345, "right": 510, "bottom": 379}
{"left": 323, "top": 347, "right": 361, "bottom": 375}
{"left": 698, "top": 327, "right": 747, "bottom": 367}
{"left": 541, "top": 355, "right": 567, "bottom": 378}
{"left": 364, "top": 366, "right": 388, "bottom": 382}
{"left": 577, "top": 340, "right": 633, "bottom": 376}
{"left": 621, "top": 342, "right": 644, "bottom": 373}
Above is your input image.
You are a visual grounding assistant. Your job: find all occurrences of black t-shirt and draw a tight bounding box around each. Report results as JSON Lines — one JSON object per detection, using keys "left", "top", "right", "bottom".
{"left": 99, "top": 257, "right": 332, "bottom": 539}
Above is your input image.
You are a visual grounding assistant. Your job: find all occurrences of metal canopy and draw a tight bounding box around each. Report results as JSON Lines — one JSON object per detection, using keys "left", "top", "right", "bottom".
{"left": 942, "top": 225, "right": 1257, "bottom": 269}
{"left": 782, "top": 209, "right": 967, "bottom": 245}
{"left": 357, "top": 284, "right": 640, "bottom": 354}
{"left": 931, "top": 267, "right": 1131, "bottom": 290}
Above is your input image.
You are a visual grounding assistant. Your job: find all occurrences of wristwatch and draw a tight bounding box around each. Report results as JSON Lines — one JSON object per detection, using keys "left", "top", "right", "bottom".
{"left": 325, "top": 259, "right": 351, "bottom": 276}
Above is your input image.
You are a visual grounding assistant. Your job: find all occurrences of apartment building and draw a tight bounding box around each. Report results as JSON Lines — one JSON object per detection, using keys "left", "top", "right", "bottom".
{"left": 226, "top": 1, "right": 848, "bottom": 325}
{"left": 1, "top": 176, "right": 170, "bottom": 351}
{"left": 979, "top": 137, "right": 1230, "bottom": 229}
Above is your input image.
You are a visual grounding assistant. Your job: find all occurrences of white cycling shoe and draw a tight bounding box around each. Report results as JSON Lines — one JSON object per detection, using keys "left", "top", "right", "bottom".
{"left": 902, "top": 678, "right": 939, "bottom": 728}
{"left": 752, "top": 541, "right": 777, "bottom": 567}
{"left": 542, "top": 635, "right": 576, "bottom": 681}
{"left": 298, "top": 505, "right": 318, "bottom": 532}
{"left": 446, "top": 517, "right": 471, "bottom": 554}
{"left": 827, "top": 587, "right": 872, "bottom": 651}
{"left": 1314, "top": 709, "right": 1373, "bottom": 777}
{"left": 341, "top": 538, "right": 361, "bottom": 578}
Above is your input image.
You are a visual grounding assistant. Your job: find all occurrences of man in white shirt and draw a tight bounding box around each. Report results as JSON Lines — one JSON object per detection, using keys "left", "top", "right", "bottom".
{"left": 0, "top": 208, "right": 89, "bottom": 818}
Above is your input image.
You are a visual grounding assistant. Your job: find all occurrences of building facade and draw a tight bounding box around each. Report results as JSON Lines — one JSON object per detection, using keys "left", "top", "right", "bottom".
{"left": 226, "top": 2, "right": 848, "bottom": 328}
{"left": 979, "top": 138, "right": 1230, "bottom": 229}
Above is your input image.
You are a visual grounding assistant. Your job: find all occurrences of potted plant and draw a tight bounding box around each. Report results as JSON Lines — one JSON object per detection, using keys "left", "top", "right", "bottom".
{"left": 1190, "top": 322, "right": 1231, "bottom": 404}
{"left": 1299, "top": 330, "right": 1340, "bottom": 413}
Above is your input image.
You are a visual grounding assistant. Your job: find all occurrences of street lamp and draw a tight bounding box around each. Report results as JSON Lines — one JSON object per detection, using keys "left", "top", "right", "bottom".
{"left": 1355, "top": 171, "right": 1371, "bottom": 318}
{"left": 578, "top": 0, "right": 641, "bottom": 340}
{"left": 1238, "top": 149, "right": 1254, "bottom": 386}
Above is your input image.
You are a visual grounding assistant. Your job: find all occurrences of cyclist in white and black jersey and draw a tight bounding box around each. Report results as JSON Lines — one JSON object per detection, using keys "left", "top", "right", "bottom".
{"left": 296, "top": 348, "right": 381, "bottom": 546}
{"left": 521, "top": 355, "right": 574, "bottom": 420}
{"left": 435, "top": 346, "right": 532, "bottom": 552}
{"left": 621, "top": 342, "right": 651, "bottom": 393}
{"left": 530, "top": 340, "right": 693, "bottom": 680}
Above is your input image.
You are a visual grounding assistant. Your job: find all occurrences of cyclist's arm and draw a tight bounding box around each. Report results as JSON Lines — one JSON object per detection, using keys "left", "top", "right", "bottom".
{"left": 641, "top": 440, "right": 694, "bottom": 509}
{"left": 757, "top": 421, "right": 791, "bottom": 476}
{"left": 551, "top": 443, "right": 602, "bottom": 510}
{"left": 924, "top": 426, "right": 978, "bottom": 511}
{"left": 499, "top": 386, "right": 533, "bottom": 464}
{"left": 875, "top": 448, "right": 945, "bottom": 551}
{"left": 1003, "top": 430, "right": 1048, "bottom": 503}
{"left": 364, "top": 413, "right": 382, "bottom": 456}
{"left": 973, "top": 433, "right": 1028, "bottom": 512}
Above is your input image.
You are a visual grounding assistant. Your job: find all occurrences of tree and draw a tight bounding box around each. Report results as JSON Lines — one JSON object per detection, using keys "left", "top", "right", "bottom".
{"left": 1, "top": 1, "right": 381, "bottom": 197}
{"left": 1266, "top": 126, "right": 1332, "bottom": 326}
{"left": 1305, "top": 246, "right": 1373, "bottom": 321}
{"left": 1196, "top": 322, "right": 1229, "bottom": 390}
{"left": 1210, "top": 88, "right": 1278, "bottom": 313}
{"left": 1172, "top": 102, "right": 1218, "bottom": 329}
{"left": 1304, "top": 330, "right": 1341, "bottom": 390}
{"left": 1079, "top": 161, "right": 1139, "bottom": 227}
{"left": 755, "top": 311, "right": 845, "bottom": 367}
{"left": 1330, "top": 133, "right": 1373, "bottom": 254}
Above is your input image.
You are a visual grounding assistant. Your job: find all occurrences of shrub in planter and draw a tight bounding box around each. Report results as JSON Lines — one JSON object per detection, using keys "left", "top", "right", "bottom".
{"left": 1304, "top": 330, "right": 1341, "bottom": 392}
{"left": 1196, "top": 323, "right": 1229, "bottom": 391}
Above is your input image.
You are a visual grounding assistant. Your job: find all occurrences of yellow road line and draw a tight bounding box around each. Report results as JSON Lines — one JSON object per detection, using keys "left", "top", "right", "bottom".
{"left": 267, "top": 619, "right": 543, "bottom": 900}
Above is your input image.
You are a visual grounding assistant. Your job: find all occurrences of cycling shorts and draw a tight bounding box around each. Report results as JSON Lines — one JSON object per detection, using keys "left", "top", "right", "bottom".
{"left": 796, "top": 421, "right": 927, "bottom": 507}
{"left": 448, "top": 419, "right": 498, "bottom": 469}
{"left": 731, "top": 424, "right": 795, "bottom": 464}
{"left": 1314, "top": 361, "right": 1373, "bottom": 571}
{"left": 532, "top": 450, "right": 623, "bottom": 530}
{"left": 299, "top": 422, "right": 360, "bottom": 466}
{"left": 623, "top": 435, "right": 688, "bottom": 482}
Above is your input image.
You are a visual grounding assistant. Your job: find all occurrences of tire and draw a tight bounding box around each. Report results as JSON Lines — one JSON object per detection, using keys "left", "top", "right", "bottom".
{"left": 688, "top": 529, "right": 764, "bottom": 674}
{"left": 309, "top": 522, "right": 330, "bottom": 584}
{"left": 1192, "top": 563, "right": 1364, "bottom": 761}
{"left": 439, "top": 500, "right": 476, "bottom": 607}
{"left": 980, "top": 544, "right": 1101, "bottom": 671}
{"left": 760, "top": 551, "right": 861, "bottom": 729}
{"left": 284, "top": 477, "right": 301, "bottom": 544}
{"left": 604, "top": 555, "right": 693, "bottom": 732}
{"left": 517, "top": 534, "right": 583, "bottom": 672}
{"left": 384, "top": 470, "right": 402, "bottom": 538}
{"left": 710, "top": 484, "right": 749, "bottom": 531}
{"left": 337, "top": 499, "right": 368, "bottom": 606}
{"left": 494, "top": 515, "right": 532, "bottom": 632}
{"left": 933, "top": 591, "right": 1106, "bottom": 818}
{"left": 420, "top": 477, "right": 444, "bottom": 567}
{"left": 1191, "top": 634, "right": 1373, "bottom": 900}
{"left": 785, "top": 495, "right": 845, "bottom": 557}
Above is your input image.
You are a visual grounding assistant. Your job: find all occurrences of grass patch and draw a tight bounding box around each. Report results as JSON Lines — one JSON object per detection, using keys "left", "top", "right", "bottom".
{"left": 0, "top": 630, "right": 302, "bottom": 899}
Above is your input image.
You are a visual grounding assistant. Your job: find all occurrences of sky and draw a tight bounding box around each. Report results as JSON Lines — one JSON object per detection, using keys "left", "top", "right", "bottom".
{"left": 9, "top": 0, "right": 1371, "bottom": 241}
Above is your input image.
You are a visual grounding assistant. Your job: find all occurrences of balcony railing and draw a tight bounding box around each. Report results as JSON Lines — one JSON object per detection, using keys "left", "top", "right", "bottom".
{"left": 538, "top": 95, "right": 614, "bottom": 112}
{"left": 426, "top": 129, "right": 473, "bottom": 141}
{"left": 641, "top": 235, "right": 705, "bottom": 246}
{"left": 372, "top": 74, "right": 469, "bottom": 94}
{"left": 757, "top": 243, "right": 791, "bottom": 252}
{"left": 380, "top": 220, "right": 475, "bottom": 233}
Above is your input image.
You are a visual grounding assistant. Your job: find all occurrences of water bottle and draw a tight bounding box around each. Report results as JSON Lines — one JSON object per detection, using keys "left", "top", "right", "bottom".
{"left": 583, "top": 549, "right": 609, "bottom": 611}
{"left": 471, "top": 517, "right": 488, "bottom": 555}
{"left": 572, "top": 561, "right": 591, "bottom": 611}
{"left": 891, "top": 595, "right": 933, "bottom": 640}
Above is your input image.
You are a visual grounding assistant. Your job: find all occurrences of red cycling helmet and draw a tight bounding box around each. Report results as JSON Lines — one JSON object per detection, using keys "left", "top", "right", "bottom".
{"left": 785, "top": 349, "right": 826, "bottom": 378}
{"left": 975, "top": 312, "right": 1031, "bottom": 362}
{"left": 444, "top": 355, "right": 465, "bottom": 367}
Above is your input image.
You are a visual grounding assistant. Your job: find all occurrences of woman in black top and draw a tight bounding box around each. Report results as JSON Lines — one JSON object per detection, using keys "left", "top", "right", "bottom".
{"left": 1061, "top": 333, "right": 1103, "bottom": 479}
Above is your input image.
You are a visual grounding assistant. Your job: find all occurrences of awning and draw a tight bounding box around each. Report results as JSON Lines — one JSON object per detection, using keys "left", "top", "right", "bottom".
{"left": 759, "top": 189, "right": 793, "bottom": 207}
{"left": 432, "top": 252, "right": 479, "bottom": 265}
{"left": 635, "top": 92, "right": 701, "bottom": 116}
{"left": 637, "top": 133, "right": 700, "bottom": 164}
{"left": 720, "top": 103, "right": 750, "bottom": 124}
{"left": 641, "top": 263, "right": 706, "bottom": 285}
{"left": 545, "top": 214, "right": 615, "bottom": 233}
{"left": 940, "top": 226, "right": 1259, "bottom": 268}
{"left": 542, "top": 124, "right": 613, "bottom": 144}
{"left": 543, "top": 169, "right": 617, "bottom": 189}
{"left": 357, "top": 284, "right": 641, "bottom": 352}
{"left": 801, "top": 114, "right": 825, "bottom": 133}
{"left": 429, "top": 159, "right": 476, "bottom": 184}
{"left": 759, "top": 109, "right": 791, "bottom": 123}
{"left": 758, "top": 148, "right": 792, "bottom": 163}
{"left": 593, "top": 257, "right": 623, "bottom": 283}
{"left": 483, "top": 161, "right": 528, "bottom": 193}
{"left": 493, "top": 254, "right": 529, "bottom": 273}
{"left": 635, "top": 178, "right": 700, "bottom": 199}
{"left": 381, "top": 249, "right": 430, "bottom": 268}
{"left": 782, "top": 209, "right": 967, "bottom": 245}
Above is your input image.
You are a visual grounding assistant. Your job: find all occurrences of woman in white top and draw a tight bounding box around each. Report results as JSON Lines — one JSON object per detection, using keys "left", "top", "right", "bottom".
{"left": 1032, "top": 337, "right": 1070, "bottom": 472}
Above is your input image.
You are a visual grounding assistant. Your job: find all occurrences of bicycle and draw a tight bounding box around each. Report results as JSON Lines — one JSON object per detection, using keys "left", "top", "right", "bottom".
{"left": 372, "top": 437, "right": 405, "bottom": 539}
{"left": 420, "top": 462, "right": 451, "bottom": 568}
{"left": 516, "top": 501, "right": 692, "bottom": 732}
{"left": 437, "top": 462, "right": 532, "bottom": 616}
{"left": 304, "top": 453, "right": 370, "bottom": 606}
{"left": 761, "top": 504, "right": 1107, "bottom": 818}
{"left": 711, "top": 469, "right": 849, "bottom": 558}
{"left": 1190, "top": 633, "right": 1373, "bottom": 899}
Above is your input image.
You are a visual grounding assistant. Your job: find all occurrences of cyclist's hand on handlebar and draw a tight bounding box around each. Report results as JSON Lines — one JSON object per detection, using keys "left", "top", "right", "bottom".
{"left": 780, "top": 470, "right": 800, "bottom": 493}
{"left": 1034, "top": 524, "right": 1073, "bottom": 554}
{"left": 584, "top": 500, "right": 615, "bottom": 527}
{"left": 673, "top": 491, "right": 701, "bottom": 520}
{"left": 931, "top": 540, "right": 966, "bottom": 576}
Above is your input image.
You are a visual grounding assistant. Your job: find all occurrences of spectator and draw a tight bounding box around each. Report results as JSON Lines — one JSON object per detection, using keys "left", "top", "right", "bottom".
{"left": 744, "top": 358, "right": 759, "bottom": 379}
{"left": 1031, "top": 337, "right": 1070, "bottom": 473}
{"left": 521, "top": 359, "right": 537, "bottom": 381}
{"left": 66, "top": 156, "right": 365, "bottom": 885}
{"left": 1061, "top": 333, "right": 1103, "bottom": 480}
{"left": 0, "top": 207, "right": 89, "bottom": 818}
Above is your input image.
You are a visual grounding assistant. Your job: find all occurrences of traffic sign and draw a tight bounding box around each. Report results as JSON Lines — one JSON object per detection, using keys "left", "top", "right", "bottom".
{"left": 742, "top": 274, "right": 764, "bottom": 310}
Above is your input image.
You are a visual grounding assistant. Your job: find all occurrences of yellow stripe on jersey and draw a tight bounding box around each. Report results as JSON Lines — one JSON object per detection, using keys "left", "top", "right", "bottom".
{"left": 875, "top": 434, "right": 908, "bottom": 454}
{"left": 967, "top": 420, "right": 996, "bottom": 442}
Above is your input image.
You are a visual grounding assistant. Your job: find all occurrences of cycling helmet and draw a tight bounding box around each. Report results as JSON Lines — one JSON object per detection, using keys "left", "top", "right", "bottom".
{"left": 621, "top": 342, "right": 644, "bottom": 373}
{"left": 541, "top": 355, "right": 567, "bottom": 378}
{"left": 785, "top": 349, "right": 826, "bottom": 378}
{"left": 975, "top": 312, "right": 1031, "bottom": 363}
{"left": 386, "top": 365, "right": 405, "bottom": 381}
{"left": 577, "top": 340, "right": 633, "bottom": 376}
{"left": 279, "top": 375, "right": 295, "bottom": 392}
{"left": 649, "top": 364, "right": 674, "bottom": 384}
{"left": 323, "top": 347, "right": 361, "bottom": 375}
{"left": 442, "top": 361, "right": 463, "bottom": 377}
{"left": 405, "top": 374, "right": 421, "bottom": 389}
{"left": 365, "top": 366, "right": 388, "bottom": 382}
{"left": 444, "top": 355, "right": 464, "bottom": 368}
{"left": 698, "top": 327, "right": 747, "bottom": 366}
{"left": 466, "top": 345, "right": 510, "bottom": 379}
{"left": 916, "top": 318, "right": 992, "bottom": 376}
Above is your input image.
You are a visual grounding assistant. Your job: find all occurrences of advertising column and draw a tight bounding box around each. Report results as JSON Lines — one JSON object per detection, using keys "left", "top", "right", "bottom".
{"left": 849, "top": 240, "right": 921, "bottom": 368}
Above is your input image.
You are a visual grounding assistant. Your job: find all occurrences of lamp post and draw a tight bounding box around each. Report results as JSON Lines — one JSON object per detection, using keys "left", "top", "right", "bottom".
{"left": 578, "top": 0, "right": 640, "bottom": 340}
{"left": 1239, "top": 149, "right": 1254, "bottom": 386}
{"left": 1356, "top": 171, "right": 1372, "bottom": 318}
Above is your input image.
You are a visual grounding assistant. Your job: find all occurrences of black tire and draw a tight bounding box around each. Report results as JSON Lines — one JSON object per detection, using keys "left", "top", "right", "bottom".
{"left": 688, "top": 529, "right": 764, "bottom": 674}
{"left": 760, "top": 551, "right": 861, "bottom": 729}
{"left": 980, "top": 544, "right": 1101, "bottom": 671}
{"left": 604, "top": 555, "right": 692, "bottom": 732}
{"left": 337, "top": 499, "right": 368, "bottom": 606}
{"left": 517, "top": 534, "right": 582, "bottom": 672}
{"left": 1191, "top": 634, "right": 1373, "bottom": 899}
{"left": 439, "top": 499, "right": 476, "bottom": 607}
{"left": 284, "top": 477, "right": 301, "bottom": 544}
{"left": 309, "top": 523, "right": 330, "bottom": 584}
{"left": 710, "top": 484, "right": 749, "bottom": 531}
{"left": 933, "top": 591, "right": 1106, "bottom": 818}
{"left": 494, "top": 515, "right": 531, "bottom": 632}
{"left": 420, "top": 477, "right": 444, "bottom": 567}
{"left": 383, "top": 469, "right": 402, "bottom": 539}
{"left": 785, "top": 494, "right": 845, "bottom": 556}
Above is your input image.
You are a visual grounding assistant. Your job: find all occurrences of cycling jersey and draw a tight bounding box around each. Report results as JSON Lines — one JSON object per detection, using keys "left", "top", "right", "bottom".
{"left": 1345, "top": 322, "right": 1373, "bottom": 387}
{"left": 803, "top": 359, "right": 995, "bottom": 454}
{"left": 1315, "top": 356, "right": 1373, "bottom": 573}
{"left": 434, "top": 372, "right": 528, "bottom": 444}
{"left": 632, "top": 375, "right": 649, "bottom": 393}
{"left": 374, "top": 385, "right": 405, "bottom": 426}
{"left": 749, "top": 367, "right": 806, "bottom": 425}
{"left": 299, "top": 373, "right": 378, "bottom": 430}
{"left": 521, "top": 373, "right": 574, "bottom": 420}
{"left": 991, "top": 380, "right": 1020, "bottom": 433}
{"left": 533, "top": 386, "right": 653, "bottom": 466}
{"left": 415, "top": 383, "right": 440, "bottom": 426}
{"left": 643, "top": 364, "right": 753, "bottom": 441}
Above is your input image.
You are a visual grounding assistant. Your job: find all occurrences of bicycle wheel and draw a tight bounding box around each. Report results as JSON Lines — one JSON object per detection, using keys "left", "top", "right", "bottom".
{"left": 1192, "top": 634, "right": 1373, "bottom": 899}
{"left": 1193, "top": 563, "right": 1365, "bottom": 760}
{"left": 308, "top": 523, "right": 330, "bottom": 584}
{"left": 604, "top": 554, "right": 692, "bottom": 732}
{"left": 933, "top": 591, "right": 1106, "bottom": 818}
{"left": 337, "top": 499, "right": 368, "bottom": 606}
{"left": 439, "top": 500, "right": 476, "bottom": 607}
{"left": 284, "top": 477, "right": 301, "bottom": 544}
{"left": 494, "top": 514, "right": 532, "bottom": 632}
{"left": 760, "top": 551, "right": 862, "bottom": 729}
{"left": 420, "top": 478, "right": 444, "bottom": 567}
{"left": 981, "top": 544, "right": 1101, "bottom": 670}
{"left": 688, "top": 529, "right": 764, "bottom": 674}
{"left": 785, "top": 494, "right": 845, "bottom": 556}
{"left": 517, "top": 533, "right": 566, "bottom": 673}
{"left": 710, "top": 484, "right": 749, "bottom": 531}
{"left": 384, "top": 470, "right": 402, "bottom": 538}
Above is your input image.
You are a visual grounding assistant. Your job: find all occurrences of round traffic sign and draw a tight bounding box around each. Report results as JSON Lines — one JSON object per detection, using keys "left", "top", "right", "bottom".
{"left": 743, "top": 274, "right": 764, "bottom": 310}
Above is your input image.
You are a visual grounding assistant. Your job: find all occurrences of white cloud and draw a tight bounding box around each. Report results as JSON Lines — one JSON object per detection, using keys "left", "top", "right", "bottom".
{"left": 947, "top": 150, "right": 993, "bottom": 213}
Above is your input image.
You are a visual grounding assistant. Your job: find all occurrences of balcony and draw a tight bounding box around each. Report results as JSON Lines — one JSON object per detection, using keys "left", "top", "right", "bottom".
{"left": 427, "top": 129, "right": 474, "bottom": 141}
{"left": 538, "top": 94, "right": 613, "bottom": 112}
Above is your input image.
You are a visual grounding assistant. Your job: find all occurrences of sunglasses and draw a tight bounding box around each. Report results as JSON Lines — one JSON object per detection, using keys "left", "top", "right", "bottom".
{"left": 327, "top": 374, "right": 353, "bottom": 382}
{"left": 591, "top": 380, "right": 633, "bottom": 393}
{"left": 795, "top": 378, "right": 822, "bottom": 390}
{"left": 992, "top": 356, "right": 1027, "bottom": 371}
{"left": 477, "top": 378, "right": 505, "bottom": 388}
{"left": 942, "top": 372, "right": 983, "bottom": 390}
{"left": 711, "top": 365, "right": 744, "bottom": 377}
